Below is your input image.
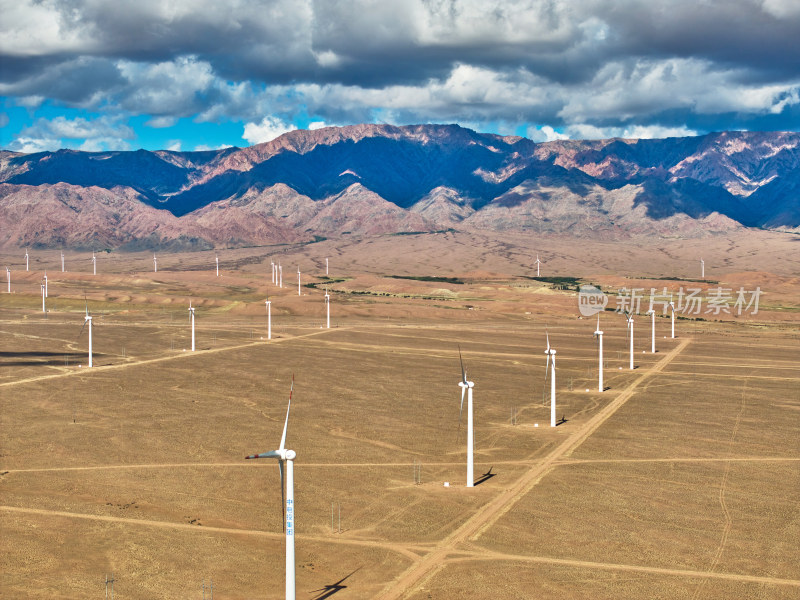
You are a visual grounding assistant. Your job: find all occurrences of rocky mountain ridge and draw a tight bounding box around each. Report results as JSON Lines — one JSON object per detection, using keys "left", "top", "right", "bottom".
{"left": 1, "top": 125, "right": 798, "bottom": 249}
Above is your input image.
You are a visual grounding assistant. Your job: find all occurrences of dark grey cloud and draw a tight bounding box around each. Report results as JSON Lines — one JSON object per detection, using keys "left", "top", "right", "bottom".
{"left": 1, "top": 0, "right": 799, "bottom": 140}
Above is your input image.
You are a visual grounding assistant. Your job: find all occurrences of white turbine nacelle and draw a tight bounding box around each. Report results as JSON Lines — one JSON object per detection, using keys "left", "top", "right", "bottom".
{"left": 646, "top": 309, "right": 656, "bottom": 353}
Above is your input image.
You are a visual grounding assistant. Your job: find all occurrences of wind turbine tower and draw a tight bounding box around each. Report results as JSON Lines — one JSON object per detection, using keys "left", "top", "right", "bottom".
{"left": 535, "top": 254, "right": 542, "bottom": 277}
{"left": 188, "top": 302, "right": 196, "bottom": 352}
{"left": 245, "top": 378, "right": 297, "bottom": 600}
{"left": 61, "top": 251, "right": 65, "bottom": 273}
{"left": 544, "top": 330, "right": 557, "bottom": 427}
{"left": 78, "top": 299, "right": 93, "bottom": 367}
{"left": 43, "top": 271, "right": 48, "bottom": 297}
{"left": 326, "top": 257, "right": 329, "bottom": 276}
{"left": 297, "top": 267, "right": 301, "bottom": 296}
{"left": 457, "top": 348, "right": 475, "bottom": 487}
{"left": 25, "top": 248, "right": 29, "bottom": 271}
{"left": 41, "top": 282, "right": 46, "bottom": 313}
{"left": 625, "top": 312, "right": 634, "bottom": 370}
{"left": 594, "top": 315, "right": 603, "bottom": 392}
{"left": 279, "top": 263, "right": 283, "bottom": 288}
{"left": 647, "top": 308, "right": 656, "bottom": 353}
{"left": 216, "top": 254, "right": 219, "bottom": 277}
{"left": 5, "top": 267, "right": 9, "bottom": 293}
{"left": 266, "top": 297, "right": 272, "bottom": 340}
{"left": 701, "top": 258, "right": 705, "bottom": 279}
{"left": 325, "top": 287, "right": 330, "bottom": 329}
{"left": 92, "top": 251, "right": 97, "bottom": 275}
{"left": 271, "top": 260, "right": 275, "bottom": 284}
{"left": 153, "top": 253, "right": 157, "bottom": 273}
{"left": 670, "top": 300, "right": 676, "bottom": 339}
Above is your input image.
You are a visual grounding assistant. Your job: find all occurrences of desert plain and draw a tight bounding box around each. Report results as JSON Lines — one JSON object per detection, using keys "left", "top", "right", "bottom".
{"left": 1, "top": 229, "right": 799, "bottom": 599}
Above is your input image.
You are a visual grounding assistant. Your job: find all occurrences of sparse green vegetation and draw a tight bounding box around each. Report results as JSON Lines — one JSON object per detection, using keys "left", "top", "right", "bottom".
{"left": 388, "top": 275, "right": 465, "bottom": 284}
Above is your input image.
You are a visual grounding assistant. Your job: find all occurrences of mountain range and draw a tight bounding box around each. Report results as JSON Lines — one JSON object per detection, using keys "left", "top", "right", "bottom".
{"left": 1, "top": 124, "right": 798, "bottom": 250}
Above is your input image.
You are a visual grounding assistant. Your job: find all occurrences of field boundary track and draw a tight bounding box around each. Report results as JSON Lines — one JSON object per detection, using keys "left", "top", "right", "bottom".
{"left": 450, "top": 550, "right": 800, "bottom": 588}
{"left": 0, "top": 327, "right": 337, "bottom": 389}
{"left": 378, "top": 338, "right": 692, "bottom": 600}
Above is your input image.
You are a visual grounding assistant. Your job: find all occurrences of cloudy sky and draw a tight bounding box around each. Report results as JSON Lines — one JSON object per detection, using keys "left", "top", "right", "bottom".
{"left": 1, "top": 0, "right": 799, "bottom": 152}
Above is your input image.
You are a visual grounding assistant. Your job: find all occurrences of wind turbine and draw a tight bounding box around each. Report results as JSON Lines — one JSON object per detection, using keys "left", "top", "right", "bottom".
{"left": 624, "top": 311, "right": 634, "bottom": 370}
{"left": 594, "top": 315, "right": 604, "bottom": 392}
{"left": 43, "top": 271, "right": 48, "bottom": 297}
{"left": 701, "top": 257, "right": 705, "bottom": 279}
{"left": 215, "top": 254, "right": 219, "bottom": 277}
{"left": 41, "top": 281, "right": 46, "bottom": 313}
{"left": 25, "top": 248, "right": 29, "bottom": 271}
{"left": 5, "top": 267, "right": 9, "bottom": 293}
{"left": 245, "top": 377, "right": 297, "bottom": 600}
{"left": 534, "top": 254, "right": 542, "bottom": 277}
{"left": 188, "top": 302, "right": 196, "bottom": 352}
{"left": 457, "top": 347, "right": 475, "bottom": 487}
{"left": 153, "top": 253, "right": 158, "bottom": 273}
{"left": 325, "top": 287, "right": 330, "bottom": 329}
{"left": 279, "top": 263, "right": 283, "bottom": 288}
{"left": 647, "top": 308, "right": 656, "bottom": 353}
{"left": 271, "top": 260, "right": 275, "bottom": 284}
{"left": 297, "top": 267, "right": 301, "bottom": 296}
{"left": 92, "top": 251, "right": 96, "bottom": 275}
{"left": 544, "top": 329, "right": 557, "bottom": 427}
{"left": 266, "top": 297, "right": 272, "bottom": 340}
{"left": 77, "top": 296, "right": 93, "bottom": 367}
{"left": 669, "top": 299, "right": 676, "bottom": 339}
{"left": 326, "top": 257, "right": 329, "bottom": 276}
{"left": 61, "top": 251, "right": 65, "bottom": 273}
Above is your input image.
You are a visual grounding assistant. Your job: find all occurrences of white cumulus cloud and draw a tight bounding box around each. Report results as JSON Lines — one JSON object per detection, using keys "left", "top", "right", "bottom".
{"left": 242, "top": 116, "right": 297, "bottom": 145}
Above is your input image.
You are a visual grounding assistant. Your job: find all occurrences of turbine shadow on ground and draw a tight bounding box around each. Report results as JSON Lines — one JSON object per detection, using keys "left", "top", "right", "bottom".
{"left": 0, "top": 351, "right": 86, "bottom": 367}
{"left": 474, "top": 467, "right": 497, "bottom": 486}
{"left": 310, "top": 566, "right": 362, "bottom": 599}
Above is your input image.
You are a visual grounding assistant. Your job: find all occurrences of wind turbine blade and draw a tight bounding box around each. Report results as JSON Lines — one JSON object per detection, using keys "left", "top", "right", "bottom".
{"left": 279, "top": 376, "right": 294, "bottom": 451}
{"left": 279, "top": 459, "right": 286, "bottom": 533}
{"left": 544, "top": 352, "right": 550, "bottom": 386}
{"left": 84, "top": 293, "right": 89, "bottom": 317}
{"left": 456, "top": 385, "right": 464, "bottom": 441}
{"left": 545, "top": 327, "right": 551, "bottom": 352}
{"left": 458, "top": 345, "right": 466, "bottom": 383}
{"left": 77, "top": 320, "right": 87, "bottom": 341}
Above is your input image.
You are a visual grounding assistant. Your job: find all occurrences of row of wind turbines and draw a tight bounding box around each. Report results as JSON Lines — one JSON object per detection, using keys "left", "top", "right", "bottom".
{"left": 249, "top": 303, "right": 680, "bottom": 599}
{"left": 64, "top": 255, "right": 332, "bottom": 369}
{"left": 11, "top": 248, "right": 684, "bottom": 600}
